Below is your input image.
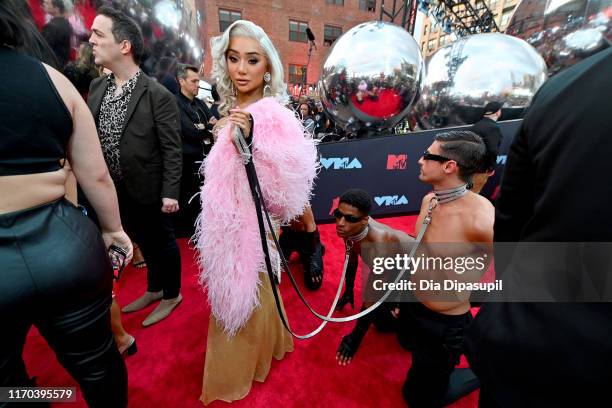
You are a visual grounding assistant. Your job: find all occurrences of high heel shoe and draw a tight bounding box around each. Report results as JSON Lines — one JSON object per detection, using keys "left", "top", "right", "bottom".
{"left": 336, "top": 291, "right": 354, "bottom": 311}
{"left": 118, "top": 336, "right": 137, "bottom": 356}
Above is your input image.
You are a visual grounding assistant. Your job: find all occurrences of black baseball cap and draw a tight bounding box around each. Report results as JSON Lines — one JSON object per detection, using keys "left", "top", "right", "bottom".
{"left": 484, "top": 101, "right": 502, "bottom": 115}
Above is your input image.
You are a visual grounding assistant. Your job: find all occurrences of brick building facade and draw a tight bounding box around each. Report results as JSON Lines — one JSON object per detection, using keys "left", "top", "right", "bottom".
{"left": 201, "top": 0, "right": 380, "bottom": 95}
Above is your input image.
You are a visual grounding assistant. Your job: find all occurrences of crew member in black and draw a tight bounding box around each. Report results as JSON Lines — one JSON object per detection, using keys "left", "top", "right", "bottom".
{"left": 0, "top": 2, "right": 131, "bottom": 406}
{"left": 175, "top": 63, "right": 213, "bottom": 237}
{"left": 469, "top": 101, "right": 503, "bottom": 193}
{"left": 465, "top": 48, "right": 612, "bottom": 408}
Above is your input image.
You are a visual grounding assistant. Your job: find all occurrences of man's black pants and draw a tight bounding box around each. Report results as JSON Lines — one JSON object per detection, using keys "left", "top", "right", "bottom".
{"left": 402, "top": 303, "right": 473, "bottom": 408}
{"left": 176, "top": 154, "right": 202, "bottom": 238}
{"left": 117, "top": 184, "right": 181, "bottom": 299}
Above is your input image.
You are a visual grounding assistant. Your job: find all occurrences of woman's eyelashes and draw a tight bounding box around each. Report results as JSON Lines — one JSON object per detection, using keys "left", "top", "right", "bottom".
{"left": 227, "top": 55, "right": 260, "bottom": 65}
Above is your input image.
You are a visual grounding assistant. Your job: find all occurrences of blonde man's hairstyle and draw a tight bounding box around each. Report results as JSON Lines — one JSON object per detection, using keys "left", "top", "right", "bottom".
{"left": 210, "top": 20, "right": 289, "bottom": 116}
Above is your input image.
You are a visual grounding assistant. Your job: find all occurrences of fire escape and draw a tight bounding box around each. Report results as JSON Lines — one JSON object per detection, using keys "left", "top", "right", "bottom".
{"left": 379, "top": 0, "right": 499, "bottom": 37}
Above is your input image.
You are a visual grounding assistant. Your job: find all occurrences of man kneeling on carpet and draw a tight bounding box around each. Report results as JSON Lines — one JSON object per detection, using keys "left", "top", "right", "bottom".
{"left": 335, "top": 189, "right": 416, "bottom": 366}
{"left": 403, "top": 130, "right": 494, "bottom": 407}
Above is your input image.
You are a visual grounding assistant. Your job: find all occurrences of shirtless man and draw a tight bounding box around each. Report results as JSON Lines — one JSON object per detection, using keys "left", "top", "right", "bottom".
{"left": 403, "top": 130, "right": 494, "bottom": 407}
{"left": 334, "top": 189, "right": 415, "bottom": 365}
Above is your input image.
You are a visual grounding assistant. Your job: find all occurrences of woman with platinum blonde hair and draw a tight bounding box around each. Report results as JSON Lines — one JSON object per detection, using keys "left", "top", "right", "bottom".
{"left": 210, "top": 20, "right": 289, "bottom": 116}
{"left": 196, "top": 20, "right": 318, "bottom": 404}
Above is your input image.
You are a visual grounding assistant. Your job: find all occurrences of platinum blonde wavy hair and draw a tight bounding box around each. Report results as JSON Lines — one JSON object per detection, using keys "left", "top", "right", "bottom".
{"left": 210, "top": 20, "right": 289, "bottom": 116}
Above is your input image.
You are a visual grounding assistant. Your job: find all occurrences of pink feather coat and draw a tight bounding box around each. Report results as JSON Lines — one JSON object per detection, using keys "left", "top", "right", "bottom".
{"left": 196, "top": 97, "right": 318, "bottom": 336}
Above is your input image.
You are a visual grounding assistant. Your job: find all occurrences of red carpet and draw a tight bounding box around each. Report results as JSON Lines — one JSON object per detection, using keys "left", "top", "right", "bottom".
{"left": 351, "top": 89, "right": 403, "bottom": 118}
{"left": 23, "top": 215, "right": 478, "bottom": 407}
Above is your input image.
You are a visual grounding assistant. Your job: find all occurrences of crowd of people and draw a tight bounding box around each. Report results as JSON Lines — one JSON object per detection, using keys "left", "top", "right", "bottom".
{"left": 1, "top": 1, "right": 611, "bottom": 408}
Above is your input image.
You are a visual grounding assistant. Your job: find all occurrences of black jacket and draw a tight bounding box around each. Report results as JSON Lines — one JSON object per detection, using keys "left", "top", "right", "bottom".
{"left": 470, "top": 117, "right": 502, "bottom": 171}
{"left": 88, "top": 73, "right": 182, "bottom": 204}
{"left": 465, "top": 49, "right": 612, "bottom": 407}
{"left": 176, "top": 92, "right": 214, "bottom": 156}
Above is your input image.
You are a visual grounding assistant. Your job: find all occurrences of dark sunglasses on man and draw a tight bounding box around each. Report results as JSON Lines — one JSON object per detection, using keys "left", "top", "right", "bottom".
{"left": 422, "top": 150, "right": 454, "bottom": 163}
{"left": 333, "top": 208, "right": 364, "bottom": 223}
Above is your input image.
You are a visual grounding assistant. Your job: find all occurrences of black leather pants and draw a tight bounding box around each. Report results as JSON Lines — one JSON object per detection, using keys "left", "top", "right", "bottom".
{"left": 0, "top": 199, "right": 127, "bottom": 407}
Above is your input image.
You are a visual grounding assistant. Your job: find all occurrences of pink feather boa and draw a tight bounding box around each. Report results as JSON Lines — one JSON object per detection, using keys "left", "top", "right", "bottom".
{"left": 196, "top": 97, "right": 318, "bottom": 336}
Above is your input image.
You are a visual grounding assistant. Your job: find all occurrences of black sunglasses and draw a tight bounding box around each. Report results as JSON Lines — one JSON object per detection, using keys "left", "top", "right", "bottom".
{"left": 333, "top": 208, "right": 364, "bottom": 223}
{"left": 422, "top": 150, "right": 454, "bottom": 163}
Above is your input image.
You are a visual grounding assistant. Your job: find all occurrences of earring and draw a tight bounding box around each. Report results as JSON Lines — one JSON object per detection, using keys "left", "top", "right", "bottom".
{"left": 230, "top": 81, "right": 237, "bottom": 96}
{"left": 263, "top": 72, "right": 272, "bottom": 97}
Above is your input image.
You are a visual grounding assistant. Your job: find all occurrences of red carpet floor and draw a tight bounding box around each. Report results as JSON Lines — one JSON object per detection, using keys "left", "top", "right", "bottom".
{"left": 23, "top": 215, "right": 478, "bottom": 407}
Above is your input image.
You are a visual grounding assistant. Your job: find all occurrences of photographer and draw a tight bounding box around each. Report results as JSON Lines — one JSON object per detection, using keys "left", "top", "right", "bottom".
{"left": 175, "top": 63, "right": 214, "bottom": 237}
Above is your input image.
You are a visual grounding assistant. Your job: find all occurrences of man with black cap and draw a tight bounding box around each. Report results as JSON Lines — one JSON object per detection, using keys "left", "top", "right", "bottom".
{"left": 469, "top": 101, "right": 503, "bottom": 193}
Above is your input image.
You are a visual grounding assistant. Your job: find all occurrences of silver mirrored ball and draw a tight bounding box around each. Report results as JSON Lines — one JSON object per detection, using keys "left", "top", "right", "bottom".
{"left": 318, "top": 21, "right": 425, "bottom": 134}
{"left": 412, "top": 33, "right": 548, "bottom": 129}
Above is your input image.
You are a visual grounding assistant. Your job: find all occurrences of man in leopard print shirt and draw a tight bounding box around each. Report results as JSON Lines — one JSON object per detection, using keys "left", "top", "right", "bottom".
{"left": 88, "top": 7, "right": 183, "bottom": 327}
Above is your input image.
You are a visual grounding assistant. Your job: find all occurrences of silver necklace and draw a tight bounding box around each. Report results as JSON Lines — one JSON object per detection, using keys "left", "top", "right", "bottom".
{"left": 434, "top": 183, "right": 468, "bottom": 204}
{"left": 345, "top": 224, "right": 369, "bottom": 253}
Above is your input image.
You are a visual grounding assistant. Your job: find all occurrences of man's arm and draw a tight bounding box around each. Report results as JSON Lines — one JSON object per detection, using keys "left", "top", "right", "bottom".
{"left": 153, "top": 87, "right": 183, "bottom": 207}
{"left": 414, "top": 192, "right": 434, "bottom": 237}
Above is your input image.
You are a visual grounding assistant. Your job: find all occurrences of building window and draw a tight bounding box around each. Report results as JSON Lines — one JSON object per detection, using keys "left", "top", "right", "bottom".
{"left": 439, "top": 35, "right": 447, "bottom": 46}
{"left": 424, "top": 25, "right": 429, "bottom": 35}
{"left": 326, "top": 0, "right": 344, "bottom": 5}
{"left": 359, "top": 0, "right": 376, "bottom": 12}
{"left": 218, "top": 9, "right": 241, "bottom": 33}
{"left": 324, "top": 25, "right": 342, "bottom": 46}
{"left": 427, "top": 39, "right": 436, "bottom": 51}
{"left": 500, "top": 10, "right": 513, "bottom": 27}
{"left": 289, "top": 20, "right": 309, "bottom": 42}
{"left": 289, "top": 64, "right": 307, "bottom": 84}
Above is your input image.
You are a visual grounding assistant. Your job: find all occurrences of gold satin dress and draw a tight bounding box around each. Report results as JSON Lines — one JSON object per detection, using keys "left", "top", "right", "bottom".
{"left": 200, "top": 272, "right": 293, "bottom": 405}
{"left": 199, "top": 123, "right": 294, "bottom": 403}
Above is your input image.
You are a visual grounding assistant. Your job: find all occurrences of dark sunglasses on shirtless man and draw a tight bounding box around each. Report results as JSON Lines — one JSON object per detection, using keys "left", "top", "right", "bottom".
{"left": 333, "top": 208, "right": 365, "bottom": 223}
{"left": 422, "top": 150, "right": 454, "bottom": 163}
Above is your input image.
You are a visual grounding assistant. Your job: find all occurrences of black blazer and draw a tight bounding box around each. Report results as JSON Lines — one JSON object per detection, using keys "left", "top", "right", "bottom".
{"left": 88, "top": 72, "right": 182, "bottom": 205}
{"left": 465, "top": 49, "right": 612, "bottom": 407}
{"left": 175, "top": 92, "right": 214, "bottom": 156}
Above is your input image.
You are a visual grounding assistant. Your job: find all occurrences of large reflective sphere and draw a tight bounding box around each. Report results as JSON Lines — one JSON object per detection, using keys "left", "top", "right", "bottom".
{"left": 506, "top": 0, "right": 611, "bottom": 76}
{"left": 319, "top": 21, "right": 424, "bottom": 134}
{"left": 27, "top": 0, "right": 205, "bottom": 69}
{"left": 412, "top": 33, "right": 547, "bottom": 129}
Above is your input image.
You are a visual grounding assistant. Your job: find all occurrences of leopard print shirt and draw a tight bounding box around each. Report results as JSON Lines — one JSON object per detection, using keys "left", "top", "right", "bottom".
{"left": 98, "top": 70, "right": 141, "bottom": 181}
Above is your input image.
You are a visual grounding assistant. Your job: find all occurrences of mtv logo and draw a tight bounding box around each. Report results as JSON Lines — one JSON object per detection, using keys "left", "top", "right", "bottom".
{"left": 328, "top": 197, "right": 340, "bottom": 215}
{"left": 374, "top": 195, "right": 409, "bottom": 207}
{"left": 496, "top": 155, "right": 507, "bottom": 165}
{"left": 387, "top": 154, "right": 407, "bottom": 170}
{"left": 320, "top": 157, "right": 363, "bottom": 170}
